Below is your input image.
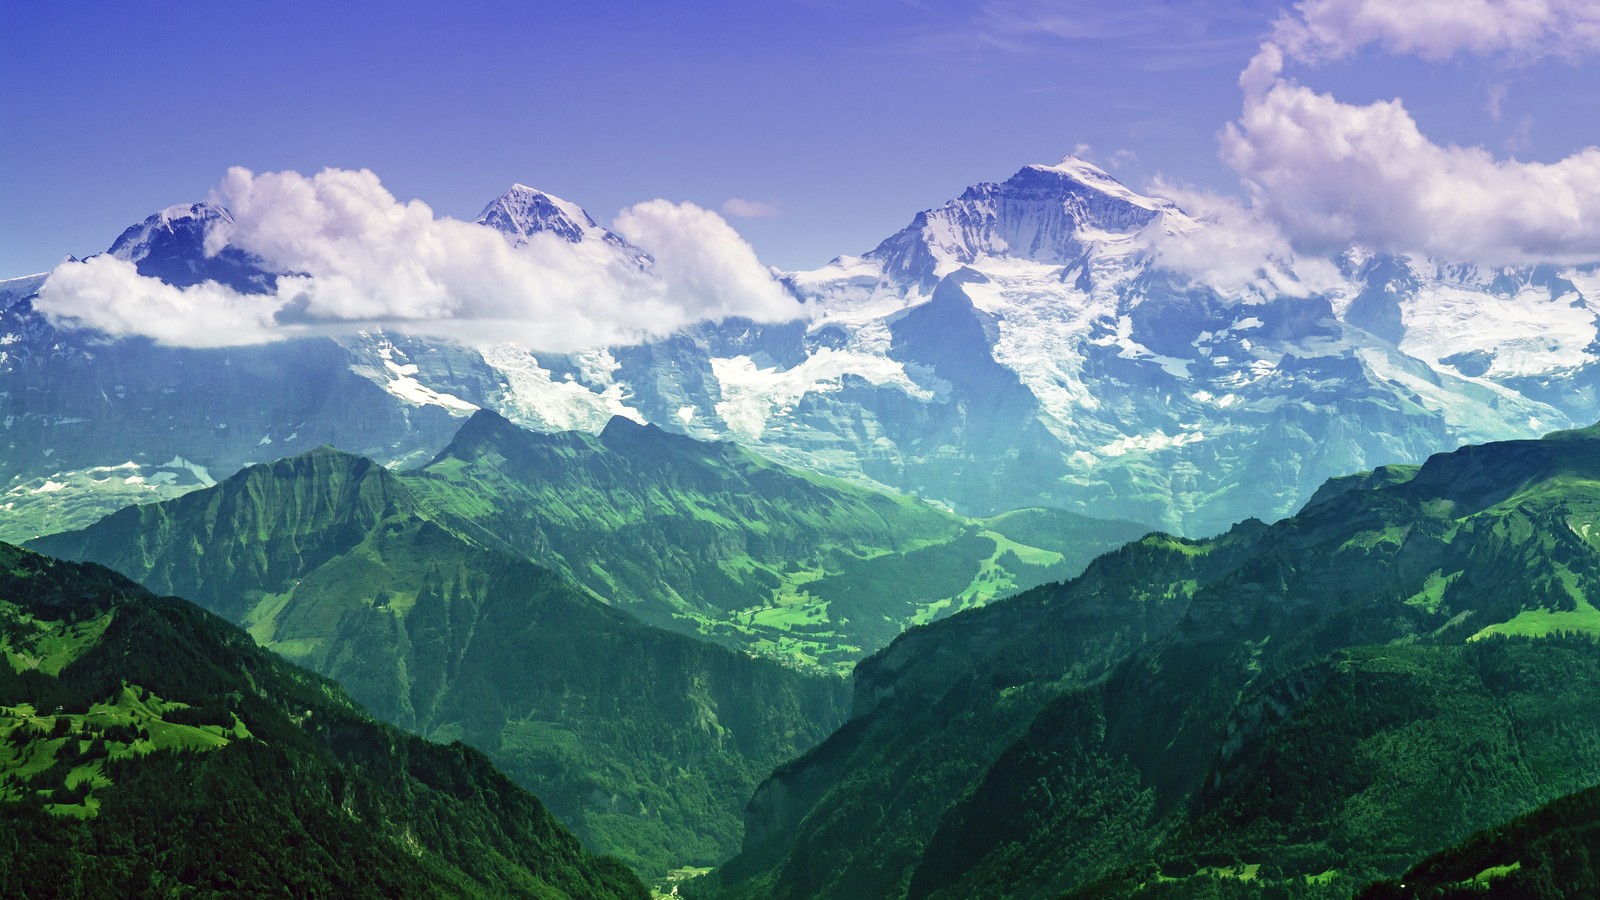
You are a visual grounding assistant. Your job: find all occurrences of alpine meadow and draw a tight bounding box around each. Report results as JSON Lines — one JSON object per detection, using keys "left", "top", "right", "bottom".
{"left": 9, "top": 2, "right": 1600, "bottom": 897}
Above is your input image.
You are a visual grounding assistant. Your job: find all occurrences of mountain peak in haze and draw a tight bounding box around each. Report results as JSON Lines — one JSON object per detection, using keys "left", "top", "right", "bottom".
{"left": 1023, "top": 155, "right": 1171, "bottom": 214}
{"left": 476, "top": 185, "right": 603, "bottom": 244}
{"left": 862, "top": 156, "right": 1177, "bottom": 282}
{"left": 475, "top": 184, "right": 650, "bottom": 265}
{"left": 103, "top": 200, "right": 274, "bottom": 292}
{"left": 107, "top": 201, "right": 234, "bottom": 261}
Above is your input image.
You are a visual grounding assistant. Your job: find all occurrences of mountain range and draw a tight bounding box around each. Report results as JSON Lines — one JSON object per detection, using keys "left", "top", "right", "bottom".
{"left": 7, "top": 157, "right": 1600, "bottom": 543}
{"left": 26, "top": 430, "right": 847, "bottom": 877}
{"left": 10, "top": 155, "right": 1600, "bottom": 897}
{"left": 689, "top": 422, "right": 1600, "bottom": 898}
{"left": 26, "top": 405, "right": 1147, "bottom": 872}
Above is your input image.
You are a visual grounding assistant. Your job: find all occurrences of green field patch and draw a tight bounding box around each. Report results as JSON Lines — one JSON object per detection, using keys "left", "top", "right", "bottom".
{"left": 748, "top": 597, "right": 829, "bottom": 630}
{"left": 265, "top": 637, "right": 324, "bottom": 661}
{"left": 1203, "top": 862, "right": 1260, "bottom": 881}
{"left": 242, "top": 590, "right": 294, "bottom": 645}
{"left": 1338, "top": 525, "right": 1407, "bottom": 554}
{"left": 1150, "top": 861, "right": 1263, "bottom": 887}
{"left": 1136, "top": 534, "right": 1207, "bottom": 557}
{"left": 0, "top": 601, "right": 113, "bottom": 676}
{"left": 909, "top": 596, "right": 957, "bottom": 627}
{"left": 652, "top": 865, "right": 712, "bottom": 899}
{"left": 1471, "top": 861, "right": 1522, "bottom": 885}
{"left": 1, "top": 684, "right": 243, "bottom": 816}
{"left": 679, "top": 605, "right": 856, "bottom": 674}
{"left": 45, "top": 795, "right": 101, "bottom": 819}
{"left": 982, "top": 530, "right": 1063, "bottom": 568}
{"left": 1404, "top": 570, "right": 1458, "bottom": 614}
{"left": 1470, "top": 595, "right": 1600, "bottom": 642}
{"left": 67, "top": 759, "right": 111, "bottom": 790}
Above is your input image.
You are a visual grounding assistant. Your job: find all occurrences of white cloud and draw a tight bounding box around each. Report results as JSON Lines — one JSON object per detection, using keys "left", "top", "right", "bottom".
{"left": 1272, "top": 0, "right": 1600, "bottom": 63}
{"left": 1217, "top": 3, "right": 1600, "bottom": 265}
{"left": 1142, "top": 179, "right": 1340, "bottom": 297}
{"left": 614, "top": 200, "right": 797, "bottom": 322}
{"left": 1144, "top": 183, "right": 1288, "bottom": 289}
{"left": 36, "top": 255, "right": 281, "bottom": 347}
{"left": 721, "top": 197, "right": 781, "bottom": 218}
{"left": 35, "top": 167, "right": 804, "bottom": 350}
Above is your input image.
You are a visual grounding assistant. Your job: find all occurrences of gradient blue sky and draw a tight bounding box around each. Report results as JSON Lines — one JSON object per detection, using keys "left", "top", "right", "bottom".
{"left": 5, "top": 0, "right": 1600, "bottom": 276}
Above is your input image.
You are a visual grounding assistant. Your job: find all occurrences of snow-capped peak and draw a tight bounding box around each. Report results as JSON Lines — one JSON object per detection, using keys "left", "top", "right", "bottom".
{"left": 849, "top": 157, "right": 1175, "bottom": 284}
{"left": 475, "top": 184, "right": 650, "bottom": 266}
{"left": 477, "top": 185, "right": 603, "bottom": 245}
{"left": 1025, "top": 156, "right": 1170, "bottom": 214}
{"left": 107, "top": 202, "right": 233, "bottom": 263}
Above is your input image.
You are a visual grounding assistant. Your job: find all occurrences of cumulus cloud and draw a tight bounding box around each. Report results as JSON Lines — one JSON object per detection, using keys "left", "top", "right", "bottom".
{"left": 35, "top": 167, "right": 803, "bottom": 350}
{"left": 36, "top": 255, "right": 281, "bottom": 347}
{"left": 720, "top": 197, "right": 781, "bottom": 218}
{"left": 1272, "top": 0, "right": 1600, "bottom": 64}
{"left": 1144, "top": 183, "right": 1289, "bottom": 289}
{"left": 615, "top": 200, "right": 795, "bottom": 320}
{"left": 1219, "top": 1, "right": 1600, "bottom": 265}
{"left": 1143, "top": 179, "right": 1341, "bottom": 297}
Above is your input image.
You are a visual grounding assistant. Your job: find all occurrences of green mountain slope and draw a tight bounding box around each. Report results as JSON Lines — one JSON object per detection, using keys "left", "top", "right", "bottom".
{"left": 0, "top": 542, "right": 646, "bottom": 898}
{"left": 29, "top": 447, "right": 851, "bottom": 877}
{"left": 693, "top": 426, "right": 1600, "bottom": 899}
{"left": 404, "top": 411, "right": 1148, "bottom": 670}
{"left": 1359, "top": 780, "right": 1600, "bottom": 898}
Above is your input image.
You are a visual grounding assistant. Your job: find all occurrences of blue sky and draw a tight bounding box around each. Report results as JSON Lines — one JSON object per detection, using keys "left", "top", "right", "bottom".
{"left": 5, "top": 0, "right": 1600, "bottom": 276}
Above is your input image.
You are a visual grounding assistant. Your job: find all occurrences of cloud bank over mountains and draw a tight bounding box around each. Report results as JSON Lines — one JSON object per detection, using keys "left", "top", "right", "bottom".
{"left": 1223, "top": 0, "right": 1600, "bottom": 265}
{"left": 37, "top": 167, "right": 801, "bottom": 349}
{"left": 31, "top": 2, "right": 1600, "bottom": 350}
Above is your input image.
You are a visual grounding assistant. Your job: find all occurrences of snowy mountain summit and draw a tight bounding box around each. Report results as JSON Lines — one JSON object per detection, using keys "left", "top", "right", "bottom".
{"left": 862, "top": 156, "right": 1180, "bottom": 283}
{"left": 648, "top": 158, "right": 1595, "bottom": 533}
{"left": 107, "top": 202, "right": 232, "bottom": 264}
{"left": 475, "top": 184, "right": 650, "bottom": 267}
{"left": 6, "top": 157, "right": 1600, "bottom": 537}
{"left": 104, "top": 201, "right": 274, "bottom": 293}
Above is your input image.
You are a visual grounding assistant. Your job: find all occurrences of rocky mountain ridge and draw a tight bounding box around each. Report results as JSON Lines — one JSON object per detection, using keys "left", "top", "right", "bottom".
{"left": 7, "top": 159, "right": 1598, "bottom": 536}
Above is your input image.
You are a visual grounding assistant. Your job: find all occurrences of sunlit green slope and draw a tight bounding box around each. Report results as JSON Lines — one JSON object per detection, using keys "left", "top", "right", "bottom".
{"left": 1359, "top": 779, "right": 1600, "bottom": 898}
{"left": 405, "top": 410, "right": 1148, "bottom": 670}
{"left": 29, "top": 446, "right": 851, "bottom": 877}
{"left": 695, "top": 424, "right": 1600, "bottom": 899}
{"left": 0, "top": 542, "right": 646, "bottom": 898}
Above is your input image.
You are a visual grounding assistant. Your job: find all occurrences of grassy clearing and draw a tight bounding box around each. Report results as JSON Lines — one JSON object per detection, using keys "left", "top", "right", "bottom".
{"left": 2, "top": 606, "right": 113, "bottom": 676}
{"left": 1339, "top": 524, "right": 1407, "bottom": 554}
{"left": 1471, "top": 601, "right": 1600, "bottom": 641}
{"left": 1470, "top": 562, "right": 1600, "bottom": 641}
{"left": 1404, "top": 570, "right": 1458, "bottom": 614}
{"left": 241, "top": 590, "right": 294, "bottom": 645}
{"left": 652, "top": 865, "right": 712, "bottom": 899}
{"left": 1148, "top": 861, "right": 1263, "bottom": 888}
{"left": 1, "top": 684, "right": 243, "bottom": 817}
{"left": 1471, "top": 862, "right": 1522, "bottom": 885}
